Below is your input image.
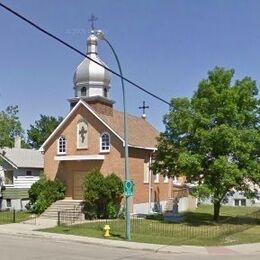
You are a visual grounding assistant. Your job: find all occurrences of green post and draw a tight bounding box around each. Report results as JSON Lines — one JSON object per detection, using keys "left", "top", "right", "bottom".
{"left": 95, "top": 32, "right": 132, "bottom": 241}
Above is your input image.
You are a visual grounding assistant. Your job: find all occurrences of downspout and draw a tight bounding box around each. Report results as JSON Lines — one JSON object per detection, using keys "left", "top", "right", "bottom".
{"left": 148, "top": 149, "right": 156, "bottom": 213}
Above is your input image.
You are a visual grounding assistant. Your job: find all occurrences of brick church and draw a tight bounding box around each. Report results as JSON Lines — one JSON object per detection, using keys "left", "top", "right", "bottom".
{"left": 40, "top": 30, "right": 176, "bottom": 214}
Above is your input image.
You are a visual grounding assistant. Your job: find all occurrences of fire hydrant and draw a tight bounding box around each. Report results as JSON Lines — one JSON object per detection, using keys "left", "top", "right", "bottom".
{"left": 103, "top": 224, "right": 111, "bottom": 237}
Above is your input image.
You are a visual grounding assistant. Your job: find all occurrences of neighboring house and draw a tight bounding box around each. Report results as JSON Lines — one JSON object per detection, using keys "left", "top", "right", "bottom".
{"left": 222, "top": 186, "right": 260, "bottom": 207}
{"left": 0, "top": 138, "right": 43, "bottom": 210}
{"left": 199, "top": 186, "right": 260, "bottom": 208}
{"left": 40, "top": 30, "right": 196, "bottom": 214}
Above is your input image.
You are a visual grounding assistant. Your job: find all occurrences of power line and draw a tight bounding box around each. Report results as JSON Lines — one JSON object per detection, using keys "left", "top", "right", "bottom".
{"left": 0, "top": 2, "right": 171, "bottom": 106}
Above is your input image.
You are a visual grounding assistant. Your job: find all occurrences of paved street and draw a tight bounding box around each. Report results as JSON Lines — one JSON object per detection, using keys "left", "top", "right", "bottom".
{"left": 1, "top": 233, "right": 260, "bottom": 260}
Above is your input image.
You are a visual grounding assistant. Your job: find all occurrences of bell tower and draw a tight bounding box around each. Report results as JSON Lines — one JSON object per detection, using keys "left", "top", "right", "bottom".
{"left": 69, "top": 24, "right": 115, "bottom": 116}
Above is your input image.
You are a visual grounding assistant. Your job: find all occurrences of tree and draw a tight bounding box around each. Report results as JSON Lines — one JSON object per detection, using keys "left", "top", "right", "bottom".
{"left": 83, "top": 169, "right": 123, "bottom": 219}
{"left": 27, "top": 115, "right": 63, "bottom": 149}
{"left": 0, "top": 105, "right": 23, "bottom": 148}
{"left": 152, "top": 67, "right": 260, "bottom": 221}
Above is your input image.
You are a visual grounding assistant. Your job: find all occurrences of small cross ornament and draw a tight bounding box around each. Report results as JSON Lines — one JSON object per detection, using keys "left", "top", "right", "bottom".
{"left": 88, "top": 14, "right": 98, "bottom": 31}
{"left": 139, "top": 101, "right": 149, "bottom": 119}
{"left": 79, "top": 126, "right": 87, "bottom": 143}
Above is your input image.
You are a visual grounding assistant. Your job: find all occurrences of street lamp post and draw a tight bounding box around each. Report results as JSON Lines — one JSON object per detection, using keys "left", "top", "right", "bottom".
{"left": 95, "top": 30, "right": 131, "bottom": 240}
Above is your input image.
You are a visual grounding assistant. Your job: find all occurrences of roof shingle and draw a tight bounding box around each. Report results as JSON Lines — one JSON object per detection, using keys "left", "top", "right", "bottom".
{"left": 98, "top": 110, "right": 159, "bottom": 148}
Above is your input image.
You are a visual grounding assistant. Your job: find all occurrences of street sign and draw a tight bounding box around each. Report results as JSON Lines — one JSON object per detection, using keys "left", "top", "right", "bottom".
{"left": 124, "top": 180, "right": 134, "bottom": 197}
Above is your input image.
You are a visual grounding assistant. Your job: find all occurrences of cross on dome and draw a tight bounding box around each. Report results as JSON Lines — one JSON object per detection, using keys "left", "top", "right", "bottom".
{"left": 88, "top": 14, "right": 98, "bottom": 31}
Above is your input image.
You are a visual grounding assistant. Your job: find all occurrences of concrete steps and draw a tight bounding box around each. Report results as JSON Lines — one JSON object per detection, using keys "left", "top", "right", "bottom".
{"left": 41, "top": 200, "right": 84, "bottom": 222}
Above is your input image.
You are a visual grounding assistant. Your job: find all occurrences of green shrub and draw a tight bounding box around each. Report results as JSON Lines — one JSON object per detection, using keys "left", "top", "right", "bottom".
{"left": 105, "top": 174, "right": 124, "bottom": 202}
{"left": 28, "top": 175, "right": 66, "bottom": 214}
{"left": 106, "top": 201, "right": 120, "bottom": 219}
{"left": 83, "top": 169, "right": 123, "bottom": 219}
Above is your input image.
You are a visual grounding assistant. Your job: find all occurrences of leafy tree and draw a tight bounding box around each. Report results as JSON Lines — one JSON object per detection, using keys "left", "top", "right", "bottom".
{"left": 152, "top": 67, "right": 260, "bottom": 221}
{"left": 27, "top": 115, "right": 63, "bottom": 149}
{"left": 0, "top": 105, "right": 23, "bottom": 148}
{"left": 83, "top": 169, "right": 123, "bottom": 219}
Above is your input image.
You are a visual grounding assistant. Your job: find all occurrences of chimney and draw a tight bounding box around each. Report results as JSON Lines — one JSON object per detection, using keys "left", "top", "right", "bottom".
{"left": 14, "top": 136, "right": 21, "bottom": 149}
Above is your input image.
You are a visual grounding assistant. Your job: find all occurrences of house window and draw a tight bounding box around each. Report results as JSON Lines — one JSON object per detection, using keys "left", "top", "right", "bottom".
{"left": 100, "top": 132, "right": 110, "bottom": 152}
{"left": 6, "top": 199, "right": 11, "bottom": 208}
{"left": 81, "top": 87, "right": 86, "bottom": 96}
{"left": 234, "top": 199, "right": 239, "bottom": 206}
{"left": 154, "top": 173, "right": 160, "bottom": 183}
{"left": 144, "top": 161, "right": 149, "bottom": 183}
{"left": 5, "top": 170, "right": 14, "bottom": 185}
{"left": 77, "top": 121, "right": 88, "bottom": 149}
{"left": 58, "top": 136, "right": 66, "bottom": 154}
{"left": 241, "top": 199, "right": 246, "bottom": 206}
{"left": 26, "top": 171, "right": 32, "bottom": 176}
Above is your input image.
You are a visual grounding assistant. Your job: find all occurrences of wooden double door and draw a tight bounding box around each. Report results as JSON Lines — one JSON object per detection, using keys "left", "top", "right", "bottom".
{"left": 73, "top": 172, "right": 86, "bottom": 200}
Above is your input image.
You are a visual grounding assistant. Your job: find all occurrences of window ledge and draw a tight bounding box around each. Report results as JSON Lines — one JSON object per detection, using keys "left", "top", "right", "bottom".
{"left": 77, "top": 147, "right": 88, "bottom": 150}
{"left": 57, "top": 153, "right": 66, "bottom": 156}
{"left": 99, "top": 150, "right": 110, "bottom": 154}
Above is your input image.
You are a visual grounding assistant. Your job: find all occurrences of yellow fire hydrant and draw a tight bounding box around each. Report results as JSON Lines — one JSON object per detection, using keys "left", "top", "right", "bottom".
{"left": 103, "top": 224, "right": 111, "bottom": 237}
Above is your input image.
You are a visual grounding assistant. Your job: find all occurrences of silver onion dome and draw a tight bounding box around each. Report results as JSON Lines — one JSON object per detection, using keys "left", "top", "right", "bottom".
{"left": 73, "top": 31, "right": 111, "bottom": 90}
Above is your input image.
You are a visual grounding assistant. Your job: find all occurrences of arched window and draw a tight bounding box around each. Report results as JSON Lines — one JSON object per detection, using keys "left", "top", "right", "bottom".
{"left": 103, "top": 87, "right": 108, "bottom": 98}
{"left": 100, "top": 132, "right": 110, "bottom": 152}
{"left": 77, "top": 121, "right": 88, "bottom": 149}
{"left": 81, "top": 87, "right": 86, "bottom": 97}
{"left": 58, "top": 136, "right": 66, "bottom": 154}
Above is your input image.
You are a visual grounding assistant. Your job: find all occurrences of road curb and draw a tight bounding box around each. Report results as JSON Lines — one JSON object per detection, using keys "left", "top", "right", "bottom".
{"left": 0, "top": 226, "right": 259, "bottom": 255}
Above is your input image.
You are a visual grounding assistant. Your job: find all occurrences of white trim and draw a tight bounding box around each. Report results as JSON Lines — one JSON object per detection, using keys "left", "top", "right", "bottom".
{"left": 57, "top": 136, "right": 67, "bottom": 155}
{"left": 54, "top": 155, "right": 105, "bottom": 161}
{"left": 39, "top": 100, "right": 123, "bottom": 152}
{"left": 100, "top": 132, "right": 110, "bottom": 153}
{"left": 39, "top": 99, "right": 157, "bottom": 152}
{"left": 143, "top": 160, "right": 149, "bottom": 184}
{"left": 0, "top": 154, "right": 18, "bottom": 169}
{"left": 164, "top": 175, "right": 169, "bottom": 183}
{"left": 148, "top": 153, "right": 152, "bottom": 212}
{"left": 154, "top": 173, "right": 160, "bottom": 183}
{"left": 128, "top": 144, "right": 157, "bottom": 151}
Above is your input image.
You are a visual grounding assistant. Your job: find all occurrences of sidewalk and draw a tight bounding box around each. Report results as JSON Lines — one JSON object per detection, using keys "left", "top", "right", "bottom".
{"left": 0, "top": 217, "right": 259, "bottom": 256}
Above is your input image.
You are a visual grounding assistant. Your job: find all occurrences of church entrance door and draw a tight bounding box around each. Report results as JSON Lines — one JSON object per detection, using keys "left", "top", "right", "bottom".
{"left": 73, "top": 172, "right": 85, "bottom": 200}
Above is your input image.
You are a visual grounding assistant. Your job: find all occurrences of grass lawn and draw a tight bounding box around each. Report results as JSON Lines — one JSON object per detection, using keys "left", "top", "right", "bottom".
{"left": 224, "top": 226, "right": 260, "bottom": 245}
{"left": 0, "top": 211, "right": 32, "bottom": 224}
{"left": 41, "top": 205, "right": 260, "bottom": 246}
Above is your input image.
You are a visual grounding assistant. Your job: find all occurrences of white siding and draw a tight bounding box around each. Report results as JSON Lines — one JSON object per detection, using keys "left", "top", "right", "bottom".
{"left": 13, "top": 168, "right": 41, "bottom": 188}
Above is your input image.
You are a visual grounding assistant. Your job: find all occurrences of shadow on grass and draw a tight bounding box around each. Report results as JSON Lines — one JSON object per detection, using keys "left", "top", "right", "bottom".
{"left": 146, "top": 209, "right": 260, "bottom": 227}
{"left": 110, "top": 232, "right": 124, "bottom": 239}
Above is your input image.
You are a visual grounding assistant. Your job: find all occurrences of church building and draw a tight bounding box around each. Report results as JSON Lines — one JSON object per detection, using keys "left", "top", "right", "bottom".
{"left": 40, "top": 30, "right": 172, "bottom": 214}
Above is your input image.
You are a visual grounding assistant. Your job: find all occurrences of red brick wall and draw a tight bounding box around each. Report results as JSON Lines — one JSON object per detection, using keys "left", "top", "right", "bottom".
{"left": 44, "top": 104, "right": 170, "bottom": 206}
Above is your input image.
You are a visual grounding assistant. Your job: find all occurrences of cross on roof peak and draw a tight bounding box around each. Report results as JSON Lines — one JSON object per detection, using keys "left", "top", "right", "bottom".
{"left": 139, "top": 101, "right": 149, "bottom": 119}
{"left": 88, "top": 14, "right": 98, "bottom": 31}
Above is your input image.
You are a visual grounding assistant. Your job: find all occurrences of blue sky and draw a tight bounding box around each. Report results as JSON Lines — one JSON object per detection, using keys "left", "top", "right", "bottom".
{"left": 0, "top": 0, "right": 260, "bottom": 133}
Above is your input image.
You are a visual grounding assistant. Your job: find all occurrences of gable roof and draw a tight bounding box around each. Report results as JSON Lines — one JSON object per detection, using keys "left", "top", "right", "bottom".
{"left": 97, "top": 109, "right": 159, "bottom": 149}
{"left": 0, "top": 148, "right": 43, "bottom": 169}
{"left": 40, "top": 99, "right": 159, "bottom": 151}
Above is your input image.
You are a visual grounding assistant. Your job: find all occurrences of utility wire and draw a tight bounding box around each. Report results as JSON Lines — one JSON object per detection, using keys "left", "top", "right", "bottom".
{"left": 0, "top": 2, "right": 171, "bottom": 106}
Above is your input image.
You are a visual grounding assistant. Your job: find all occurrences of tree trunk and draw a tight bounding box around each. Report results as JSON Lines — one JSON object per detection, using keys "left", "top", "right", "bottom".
{"left": 213, "top": 201, "right": 221, "bottom": 222}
